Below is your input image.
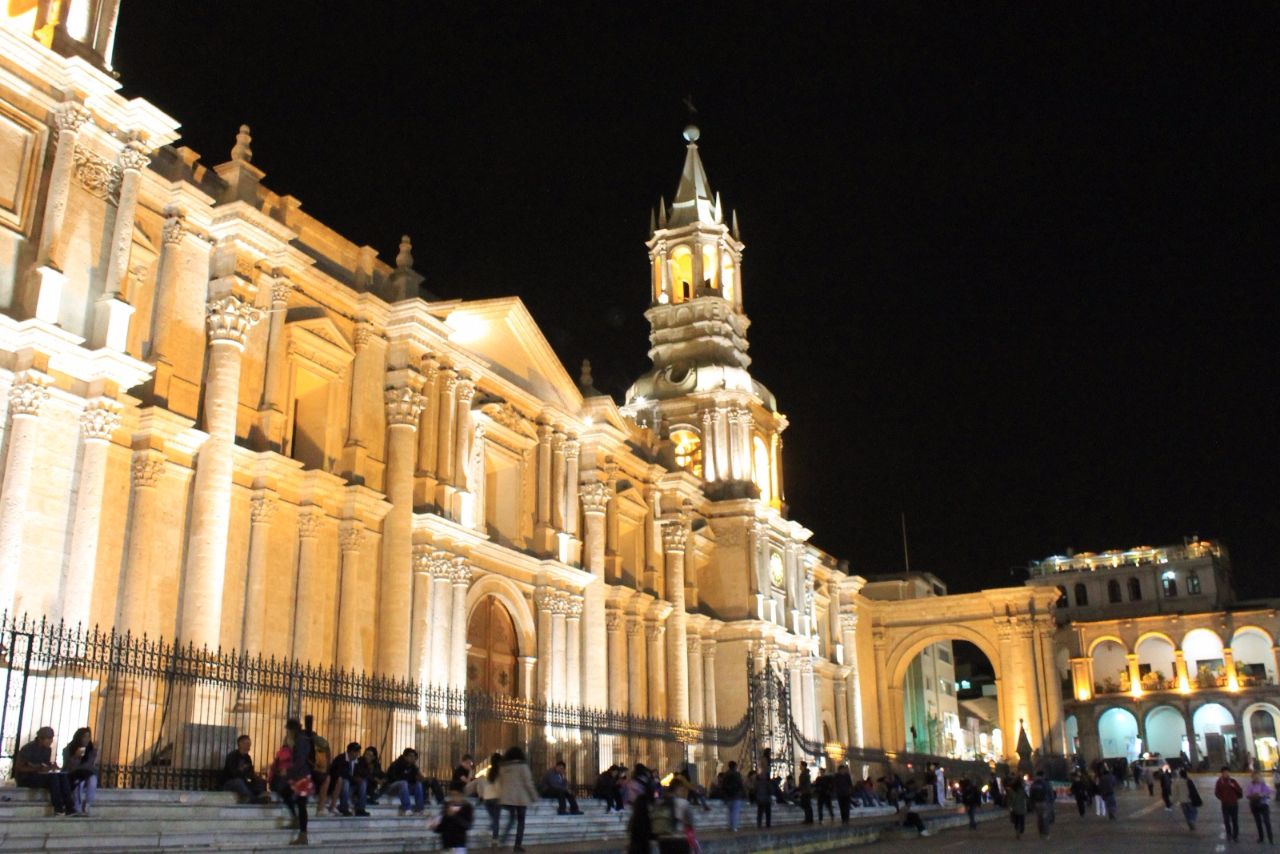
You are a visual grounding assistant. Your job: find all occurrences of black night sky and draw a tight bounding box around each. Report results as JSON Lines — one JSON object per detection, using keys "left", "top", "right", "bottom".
{"left": 114, "top": 4, "right": 1279, "bottom": 599}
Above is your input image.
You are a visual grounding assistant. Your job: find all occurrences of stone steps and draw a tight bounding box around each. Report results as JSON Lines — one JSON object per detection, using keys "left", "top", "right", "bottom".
{"left": 0, "top": 786, "right": 920, "bottom": 852}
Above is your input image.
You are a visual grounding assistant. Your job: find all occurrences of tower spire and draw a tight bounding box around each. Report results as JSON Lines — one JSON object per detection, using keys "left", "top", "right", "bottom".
{"left": 668, "top": 124, "right": 719, "bottom": 227}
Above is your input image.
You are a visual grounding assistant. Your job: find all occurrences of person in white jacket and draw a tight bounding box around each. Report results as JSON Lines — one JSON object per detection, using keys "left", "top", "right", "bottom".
{"left": 465, "top": 751, "right": 504, "bottom": 846}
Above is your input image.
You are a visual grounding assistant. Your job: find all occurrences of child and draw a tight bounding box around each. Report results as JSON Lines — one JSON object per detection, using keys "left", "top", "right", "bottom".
{"left": 431, "top": 789, "right": 475, "bottom": 853}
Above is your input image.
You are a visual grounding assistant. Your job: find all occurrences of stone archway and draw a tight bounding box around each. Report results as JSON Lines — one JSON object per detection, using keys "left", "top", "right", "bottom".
{"left": 465, "top": 574, "right": 536, "bottom": 699}
{"left": 467, "top": 595, "right": 520, "bottom": 697}
{"left": 872, "top": 587, "right": 1062, "bottom": 763}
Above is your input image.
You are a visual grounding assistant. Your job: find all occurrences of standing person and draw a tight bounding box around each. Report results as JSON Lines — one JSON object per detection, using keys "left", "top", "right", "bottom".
{"left": 1160, "top": 765, "right": 1173, "bottom": 810}
{"left": 1098, "top": 765, "right": 1118, "bottom": 819}
{"left": 272, "top": 718, "right": 314, "bottom": 846}
{"left": 1008, "top": 777, "right": 1028, "bottom": 839}
{"left": 385, "top": 748, "right": 426, "bottom": 815}
{"left": 833, "top": 764, "right": 854, "bottom": 825}
{"left": 430, "top": 788, "right": 474, "bottom": 854}
{"left": 1247, "top": 770, "right": 1275, "bottom": 844}
{"left": 798, "top": 761, "right": 813, "bottom": 824}
{"left": 221, "top": 734, "right": 269, "bottom": 805}
{"left": 301, "top": 716, "right": 332, "bottom": 818}
{"left": 1216, "top": 766, "right": 1243, "bottom": 843}
{"left": 14, "top": 726, "right": 73, "bottom": 816}
{"left": 541, "top": 760, "right": 583, "bottom": 815}
{"left": 626, "top": 774, "right": 655, "bottom": 854}
{"left": 814, "top": 767, "right": 834, "bottom": 824}
{"left": 472, "top": 752, "right": 503, "bottom": 846}
{"left": 720, "top": 760, "right": 745, "bottom": 832}
{"left": 934, "top": 764, "right": 947, "bottom": 806}
{"left": 1171, "top": 767, "right": 1201, "bottom": 831}
{"left": 498, "top": 745, "right": 537, "bottom": 853}
{"left": 61, "top": 727, "right": 98, "bottom": 816}
{"left": 1069, "top": 772, "right": 1089, "bottom": 817}
{"left": 754, "top": 766, "right": 773, "bottom": 828}
{"left": 1029, "top": 771, "right": 1052, "bottom": 840}
{"left": 961, "top": 778, "right": 981, "bottom": 829}
{"left": 1146, "top": 764, "right": 1155, "bottom": 797}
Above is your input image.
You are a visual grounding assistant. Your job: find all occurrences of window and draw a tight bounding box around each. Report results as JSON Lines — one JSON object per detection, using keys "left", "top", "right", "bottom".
{"left": 1074, "top": 583, "right": 1088, "bottom": 607}
{"left": 1187, "top": 573, "right": 1201, "bottom": 595}
{"left": 938, "top": 648, "right": 952, "bottom": 664}
{"left": 1056, "top": 586, "right": 1068, "bottom": 608}
{"left": 1162, "top": 572, "right": 1178, "bottom": 597}
{"left": 669, "top": 246, "right": 692, "bottom": 303}
{"left": 670, "top": 428, "right": 702, "bottom": 478}
{"left": 753, "top": 434, "right": 772, "bottom": 504}
{"left": 1128, "top": 577, "right": 1142, "bottom": 601}
{"left": 1107, "top": 579, "right": 1122, "bottom": 604}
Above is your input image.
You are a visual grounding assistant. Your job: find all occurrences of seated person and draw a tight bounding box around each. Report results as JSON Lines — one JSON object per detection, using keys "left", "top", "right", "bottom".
{"left": 385, "top": 748, "right": 426, "bottom": 815}
{"left": 330, "top": 742, "right": 370, "bottom": 817}
{"left": 221, "top": 735, "right": 269, "bottom": 804}
{"left": 361, "top": 746, "right": 385, "bottom": 803}
{"left": 541, "top": 761, "right": 583, "bottom": 815}
{"left": 14, "top": 727, "right": 73, "bottom": 816}
{"left": 61, "top": 728, "right": 98, "bottom": 816}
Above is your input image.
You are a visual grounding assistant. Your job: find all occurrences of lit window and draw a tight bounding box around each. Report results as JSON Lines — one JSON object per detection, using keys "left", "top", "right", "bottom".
{"left": 670, "top": 428, "right": 702, "bottom": 478}
{"left": 1163, "top": 574, "right": 1178, "bottom": 597}
{"left": 720, "top": 254, "right": 736, "bottom": 302}
{"left": 1187, "top": 573, "right": 1201, "bottom": 595}
{"left": 702, "top": 244, "right": 718, "bottom": 291}
{"left": 753, "top": 434, "right": 772, "bottom": 504}
{"left": 669, "top": 246, "right": 692, "bottom": 303}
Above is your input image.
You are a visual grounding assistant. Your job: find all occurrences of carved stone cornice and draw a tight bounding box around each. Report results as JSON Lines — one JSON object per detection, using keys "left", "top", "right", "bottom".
{"left": 130, "top": 452, "right": 166, "bottom": 488}
{"left": 79, "top": 400, "right": 121, "bottom": 442}
{"left": 206, "top": 295, "right": 262, "bottom": 347}
{"left": 250, "top": 492, "right": 276, "bottom": 524}
{"left": 580, "top": 481, "right": 611, "bottom": 515}
{"left": 662, "top": 522, "right": 689, "bottom": 553}
{"left": 8, "top": 375, "right": 50, "bottom": 418}
{"left": 385, "top": 386, "right": 426, "bottom": 427}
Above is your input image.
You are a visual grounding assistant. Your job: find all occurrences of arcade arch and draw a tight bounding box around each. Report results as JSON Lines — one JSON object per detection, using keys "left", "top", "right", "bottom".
{"left": 1136, "top": 634, "right": 1177, "bottom": 690}
{"left": 1183, "top": 628, "right": 1226, "bottom": 686}
{"left": 1098, "top": 707, "right": 1140, "bottom": 760}
{"left": 1090, "top": 638, "right": 1128, "bottom": 693}
{"left": 1192, "top": 702, "right": 1236, "bottom": 767}
{"left": 1144, "top": 705, "right": 1188, "bottom": 759}
{"left": 1243, "top": 703, "right": 1280, "bottom": 770}
{"left": 1231, "top": 627, "right": 1276, "bottom": 684}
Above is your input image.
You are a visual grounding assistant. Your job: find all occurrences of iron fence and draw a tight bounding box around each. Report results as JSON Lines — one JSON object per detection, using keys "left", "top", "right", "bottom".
{"left": 0, "top": 612, "right": 751, "bottom": 793}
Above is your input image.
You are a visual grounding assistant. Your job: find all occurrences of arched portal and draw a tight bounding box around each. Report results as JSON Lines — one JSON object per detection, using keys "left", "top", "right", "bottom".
{"left": 1136, "top": 634, "right": 1177, "bottom": 691}
{"left": 1243, "top": 703, "right": 1280, "bottom": 770}
{"left": 1090, "top": 639, "right": 1129, "bottom": 694}
{"left": 467, "top": 595, "right": 520, "bottom": 697}
{"left": 1144, "top": 705, "right": 1188, "bottom": 760}
{"left": 897, "top": 638, "right": 997, "bottom": 761}
{"left": 1193, "top": 702, "right": 1236, "bottom": 767}
{"left": 1098, "top": 707, "right": 1140, "bottom": 761}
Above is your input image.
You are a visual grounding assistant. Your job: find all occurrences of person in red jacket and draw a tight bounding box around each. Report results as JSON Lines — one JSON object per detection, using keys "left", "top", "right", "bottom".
{"left": 1215, "top": 766, "right": 1243, "bottom": 843}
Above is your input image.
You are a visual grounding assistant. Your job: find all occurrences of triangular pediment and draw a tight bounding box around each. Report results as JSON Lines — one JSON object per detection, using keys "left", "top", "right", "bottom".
{"left": 438, "top": 297, "right": 582, "bottom": 412}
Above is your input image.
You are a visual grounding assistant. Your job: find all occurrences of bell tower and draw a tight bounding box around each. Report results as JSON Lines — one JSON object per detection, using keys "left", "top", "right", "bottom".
{"left": 627, "top": 125, "right": 786, "bottom": 508}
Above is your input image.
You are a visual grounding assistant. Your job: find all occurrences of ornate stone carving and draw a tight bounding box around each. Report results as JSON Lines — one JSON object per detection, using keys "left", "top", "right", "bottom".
{"left": 161, "top": 206, "right": 186, "bottom": 245}
{"left": 206, "top": 295, "right": 263, "bottom": 346}
{"left": 662, "top": 522, "right": 689, "bottom": 553}
{"left": 450, "top": 558, "right": 472, "bottom": 586}
{"left": 579, "top": 481, "right": 611, "bottom": 515}
{"left": 412, "top": 545, "right": 433, "bottom": 573}
{"left": 483, "top": 402, "right": 534, "bottom": 436}
{"left": 8, "top": 376, "right": 49, "bottom": 418}
{"left": 645, "top": 621, "right": 664, "bottom": 642}
{"left": 353, "top": 324, "right": 373, "bottom": 352}
{"left": 79, "top": 400, "right": 121, "bottom": 442}
{"left": 563, "top": 437, "right": 580, "bottom": 461}
{"left": 231, "top": 124, "right": 253, "bottom": 163}
{"left": 297, "top": 508, "right": 323, "bottom": 539}
{"left": 839, "top": 613, "right": 859, "bottom": 634}
{"left": 72, "top": 146, "right": 120, "bottom": 202}
{"left": 117, "top": 139, "right": 152, "bottom": 173}
{"left": 535, "top": 586, "right": 559, "bottom": 613}
{"left": 439, "top": 371, "right": 458, "bottom": 396}
{"left": 428, "top": 552, "right": 455, "bottom": 579}
{"left": 130, "top": 453, "right": 165, "bottom": 488}
{"left": 605, "top": 609, "right": 623, "bottom": 632}
{"left": 250, "top": 493, "right": 276, "bottom": 524}
{"left": 338, "top": 524, "right": 362, "bottom": 551}
{"left": 536, "top": 422, "right": 553, "bottom": 443}
{"left": 688, "top": 635, "right": 703, "bottom": 655}
{"left": 270, "top": 278, "right": 294, "bottom": 305}
{"left": 385, "top": 386, "right": 426, "bottom": 426}
{"left": 550, "top": 432, "right": 566, "bottom": 453}
{"left": 53, "top": 103, "right": 92, "bottom": 135}
{"left": 455, "top": 378, "right": 476, "bottom": 407}
{"left": 561, "top": 593, "right": 583, "bottom": 618}
{"left": 627, "top": 617, "right": 644, "bottom": 638}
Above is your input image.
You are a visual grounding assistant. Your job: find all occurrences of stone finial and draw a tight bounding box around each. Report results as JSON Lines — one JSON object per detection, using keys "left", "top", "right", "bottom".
{"left": 579, "top": 359, "right": 593, "bottom": 388}
{"left": 395, "top": 235, "right": 413, "bottom": 270}
{"left": 231, "top": 124, "right": 253, "bottom": 163}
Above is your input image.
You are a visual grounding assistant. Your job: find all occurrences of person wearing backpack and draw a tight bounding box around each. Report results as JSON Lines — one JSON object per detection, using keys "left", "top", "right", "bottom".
{"left": 1029, "top": 771, "right": 1052, "bottom": 840}
{"left": 1171, "top": 767, "right": 1201, "bottom": 831}
{"left": 652, "top": 780, "right": 695, "bottom": 854}
{"left": 720, "top": 760, "right": 745, "bottom": 832}
{"left": 1008, "top": 777, "right": 1029, "bottom": 839}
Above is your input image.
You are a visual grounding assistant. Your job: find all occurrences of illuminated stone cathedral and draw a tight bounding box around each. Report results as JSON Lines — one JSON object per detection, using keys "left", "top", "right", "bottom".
{"left": 0, "top": 1, "right": 1066, "bottom": 778}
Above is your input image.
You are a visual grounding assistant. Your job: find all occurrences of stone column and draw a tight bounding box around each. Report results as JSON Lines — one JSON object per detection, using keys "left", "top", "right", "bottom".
{"left": 551, "top": 594, "right": 568, "bottom": 703}
{"left": 647, "top": 619, "right": 666, "bottom": 718}
{"left": 117, "top": 451, "right": 165, "bottom": 633}
{"left": 833, "top": 677, "right": 850, "bottom": 747}
{"left": 293, "top": 508, "right": 323, "bottom": 663}
{"left": 180, "top": 296, "right": 260, "bottom": 649}
{"left": 434, "top": 369, "right": 457, "bottom": 489}
{"left": 628, "top": 616, "right": 647, "bottom": 716}
{"left": 550, "top": 431, "right": 566, "bottom": 531}
{"left": 410, "top": 546, "right": 432, "bottom": 686}
{"left": 1223, "top": 647, "right": 1239, "bottom": 691}
{"left": 1126, "top": 653, "right": 1142, "bottom": 696}
{"left": 563, "top": 436, "right": 580, "bottom": 539}
{"left": 449, "top": 559, "right": 471, "bottom": 691}
{"left": 565, "top": 594, "right": 583, "bottom": 707}
{"left": 581, "top": 482, "right": 610, "bottom": 709}
{"left": 417, "top": 358, "right": 440, "bottom": 477}
{"left": 452, "top": 376, "right": 475, "bottom": 490}
{"left": 702, "top": 639, "right": 718, "bottom": 730}
{"left": 802, "top": 658, "right": 819, "bottom": 743}
{"left": 428, "top": 553, "right": 453, "bottom": 690}
{"left": 94, "top": 138, "right": 150, "bottom": 350}
{"left": 1070, "top": 656, "right": 1094, "bottom": 701}
{"left": 535, "top": 422, "right": 553, "bottom": 543}
{"left": 36, "top": 103, "right": 92, "bottom": 268}
{"left": 256, "top": 276, "right": 293, "bottom": 443}
{"left": 839, "top": 614, "right": 865, "bottom": 748}
{"left": 873, "top": 629, "right": 894, "bottom": 752}
{"left": 60, "top": 400, "right": 121, "bottom": 627}
{"left": 1175, "top": 650, "right": 1191, "bottom": 692}
{"left": 0, "top": 375, "right": 49, "bottom": 615}
{"left": 688, "top": 634, "right": 704, "bottom": 725}
{"left": 735, "top": 406, "right": 753, "bottom": 479}
{"left": 1271, "top": 646, "right": 1280, "bottom": 686}
{"left": 147, "top": 208, "right": 190, "bottom": 362}
{"left": 537, "top": 588, "right": 555, "bottom": 703}
{"left": 1035, "top": 616, "right": 1065, "bottom": 753}
{"left": 713, "top": 405, "right": 730, "bottom": 482}
{"left": 663, "top": 523, "right": 690, "bottom": 722}
{"left": 519, "top": 656, "right": 536, "bottom": 701}
{"left": 606, "top": 607, "right": 628, "bottom": 713}
{"left": 241, "top": 491, "right": 275, "bottom": 657}
{"left": 699, "top": 407, "right": 717, "bottom": 481}
{"left": 337, "top": 523, "right": 364, "bottom": 672}
{"left": 377, "top": 383, "right": 424, "bottom": 678}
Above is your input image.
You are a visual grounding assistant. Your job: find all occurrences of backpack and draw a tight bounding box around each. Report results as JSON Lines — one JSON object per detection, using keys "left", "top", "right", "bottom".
{"left": 649, "top": 796, "right": 678, "bottom": 838}
{"left": 310, "top": 735, "right": 331, "bottom": 773}
{"left": 1029, "top": 779, "right": 1048, "bottom": 803}
{"left": 1188, "top": 778, "right": 1203, "bottom": 808}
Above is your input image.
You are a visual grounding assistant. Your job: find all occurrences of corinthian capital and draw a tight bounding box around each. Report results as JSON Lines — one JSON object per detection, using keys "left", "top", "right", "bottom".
{"left": 412, "top": 544, "right": 433, "bottom": 574}
{"left": 579, "top": 480, "right": 611, "bottom": 515}
{"left": 662, "top": 522, "right": 689, "bottom": 553}
{"left": 385, "top": 385, "right": 426, "bottom": 426}
{"left": 79, "top": 400, "right": 121, "bottom": 442}
{"left": 839, "top": 613, "right": 859, "bottom": 634}
{"left": 250, "top": 492, "right": 277, "bottom": 523}
{"left": 428, "top": 551, "right": 455, "bottom": 579}
{"left": 206, "top": 295, "right": 262, "bottom": 347}
{"left": 117, "top": 139, "right": 152, "bottom": 173}
{"left": 455, "top": 377, "right": 476, "bottom": 406}
{"left": 561, "top": 592, "right": 583, "bottom": 618}
{"left": 270, "top": 277, "right": 294, "bottom": 305}
{"left": 130, "top": 451, "right": 166, "bottom": 488}
{"left": 53, "top": 103, "right": 92, "bottom": 135}
{"left": 297, "top": 507, "right": 323, "bottom": 539}
{"left": 161, "top": 206, "right": 187, "bottom": 246}
{"left": 450, "top": 557, "right": 472, "bottom": 586}
{"left": 339, "top": 523, "right": 362, "bottom": 552}
{"left": 8, "top": 374, "right": 50, "bottom": 418}
{"left": 563, "top": 437, "right": 580, "bottom": 461}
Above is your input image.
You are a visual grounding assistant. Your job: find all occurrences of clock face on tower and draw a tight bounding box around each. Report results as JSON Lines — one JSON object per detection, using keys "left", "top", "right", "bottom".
{"left": 769, "top": 552, "right": 784, "bottom": 587}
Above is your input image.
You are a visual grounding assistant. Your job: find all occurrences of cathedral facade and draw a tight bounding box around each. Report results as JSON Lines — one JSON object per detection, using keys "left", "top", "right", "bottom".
{"left": 0, "top": 2, "right": 1063, "bottom": 777}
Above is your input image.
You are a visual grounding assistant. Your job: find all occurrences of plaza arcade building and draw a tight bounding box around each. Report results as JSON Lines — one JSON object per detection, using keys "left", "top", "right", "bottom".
{"left": 0, "top": 0, "right": 1064, "bottom": 779}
